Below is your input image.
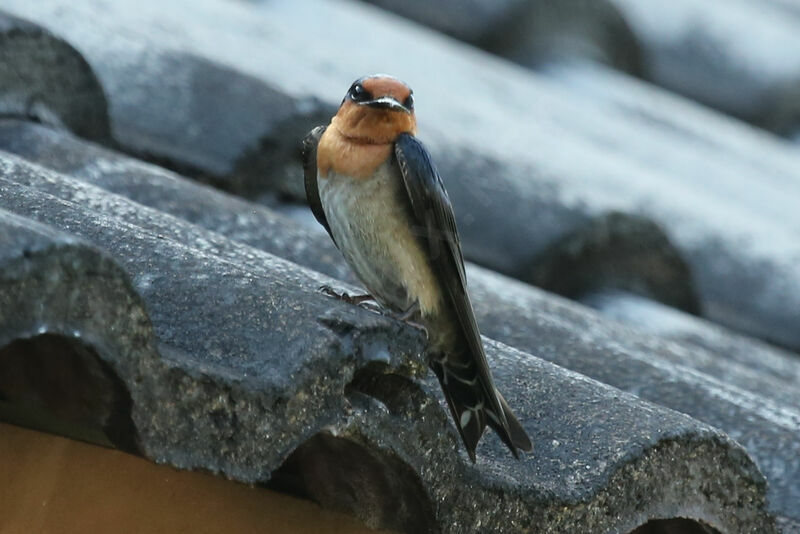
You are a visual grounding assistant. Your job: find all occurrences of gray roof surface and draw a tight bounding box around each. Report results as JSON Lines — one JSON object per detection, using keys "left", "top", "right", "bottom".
{"left": 0, "top": 1, "right": 798, "bottom": 532}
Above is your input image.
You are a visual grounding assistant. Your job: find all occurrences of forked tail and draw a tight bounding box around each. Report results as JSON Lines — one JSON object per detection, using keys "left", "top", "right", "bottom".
{"left": 430, "top": 351, "right": 532, "bottom": 462}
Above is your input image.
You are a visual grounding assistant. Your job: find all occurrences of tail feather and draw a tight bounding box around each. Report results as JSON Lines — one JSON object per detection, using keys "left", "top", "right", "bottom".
{"left": 430, "top": 353, "right": 532, "bottom": 462}
{"left": 494, "top": 391, "right": 533, "bottom": 452}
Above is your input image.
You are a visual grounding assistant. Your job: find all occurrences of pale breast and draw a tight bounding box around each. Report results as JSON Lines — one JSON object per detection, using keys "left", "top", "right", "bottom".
{"left": 318, "top": 161, "right": 442, "bottom": 316}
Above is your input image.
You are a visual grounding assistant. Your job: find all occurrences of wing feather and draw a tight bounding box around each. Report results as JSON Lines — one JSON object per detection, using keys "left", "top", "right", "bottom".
{"left": 394, "top": 133, "right": 532, "bottom": 457}
{"left": 302, "top": 125, "right": 335, "bottom": 243}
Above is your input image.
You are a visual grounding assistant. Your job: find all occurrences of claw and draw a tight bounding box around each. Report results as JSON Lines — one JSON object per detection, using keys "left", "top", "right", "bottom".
{"left": 319, "top": 286, "right": 427, "bottom": 337}
{"left": 395, "top": 302, "right": 428, "bottom": 339}
{"left": 318, "top": 284, "right": 343, "bottom": 298}
{"left": 319, "top": 284, "right": 377, "bottom": 307}
{"left": 403, "top": 320, "right": 429, "bottom": 340}
{"left": 398, "top": 301, "right": 420, "bottom": 322}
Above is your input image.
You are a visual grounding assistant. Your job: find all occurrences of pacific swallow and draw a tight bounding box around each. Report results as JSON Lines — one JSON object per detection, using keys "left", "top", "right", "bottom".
{"left": 302, "top": 74, "right": 532, "bottom": 461}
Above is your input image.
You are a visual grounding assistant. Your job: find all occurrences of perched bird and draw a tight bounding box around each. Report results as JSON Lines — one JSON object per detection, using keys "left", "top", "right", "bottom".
{"left": 303, "top": 74, "right": 532, "bottom": 461}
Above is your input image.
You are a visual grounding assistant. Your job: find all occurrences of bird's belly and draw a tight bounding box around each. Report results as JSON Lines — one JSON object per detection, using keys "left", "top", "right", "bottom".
{"left": 318, "top": 165, "right": 441, "bottom": 315}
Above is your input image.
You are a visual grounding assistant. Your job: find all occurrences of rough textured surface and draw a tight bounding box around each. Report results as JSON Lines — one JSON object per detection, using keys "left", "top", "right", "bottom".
{"left": 0, "top": 148, "right": 779, "bottom": 532}
{"left": 1, "top": 1, "right": 798, "bottom": 532}
{"left": 0, "top": 210, "right": 153, "bottom": 450}
{"left": 2, "top": 121, "right": 800, "bottom": 527}
{"left": 0, "top": 5, "right": 333, "bottom": 200}
{"left": 0, "top": 13, "right": 110, "bottom": 141}
{"left": 0, "top": 159, "right": 428, "bottom": 482}
{"left": 5, "top": 120, "right": 799, "bottom": 395}
{"left": 0, "top": 120, "right": 353, "bottom": 283}
{"left": 467, "top": 268, "right": 800, "bottom": 521}
{"left": 4, "top": 0, "right": 800, "bottom": 351}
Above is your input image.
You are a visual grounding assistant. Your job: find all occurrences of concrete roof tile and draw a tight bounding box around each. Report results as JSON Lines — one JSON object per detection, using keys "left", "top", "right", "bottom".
{"left": 0, "top": 1, "right": 798, "bottom": 531}
{"left": 3, "top": 0, "right": 799, "bottom": 350}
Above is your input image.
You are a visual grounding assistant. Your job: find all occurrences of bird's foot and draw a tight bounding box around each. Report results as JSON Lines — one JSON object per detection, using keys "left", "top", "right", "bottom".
{"left": 394, "top": 302, "right": 428, "bottom": 339}
{"left": 402, "top": 320, "right": 428, "bottom": 340}
{"left": 319, "top": 284, "right": 381, "bottom": 312}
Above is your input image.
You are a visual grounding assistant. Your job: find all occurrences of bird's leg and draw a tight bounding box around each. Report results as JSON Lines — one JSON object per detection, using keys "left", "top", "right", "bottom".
{"left": 395, "top": 301, "right": 428, "bottom": 339}
{"left": 318, "top": 284, "right": 381, "bottom": 312}
{"left": 398, "top": 301, "right": 420, "bottom": 321}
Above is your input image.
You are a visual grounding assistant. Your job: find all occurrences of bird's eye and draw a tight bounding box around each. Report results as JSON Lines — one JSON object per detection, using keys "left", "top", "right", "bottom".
{"left": 349, "top": 83, "right": 370, "bottom": 102}
{"left": 403, "top": 94, "right": 414, "bottom": 110}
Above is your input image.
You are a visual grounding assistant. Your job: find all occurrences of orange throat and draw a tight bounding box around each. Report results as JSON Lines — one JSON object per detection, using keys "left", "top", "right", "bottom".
{"left": 317, "top": 101, "right": 416, "bottom": 180}
{"left": 316, "top": 126, "right": 392, "bottom": 180}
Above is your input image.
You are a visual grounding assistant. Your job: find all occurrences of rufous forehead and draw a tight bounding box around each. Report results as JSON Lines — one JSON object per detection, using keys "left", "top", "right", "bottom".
{"left": 361, "top": 77, "right": 412, "bottom": 101}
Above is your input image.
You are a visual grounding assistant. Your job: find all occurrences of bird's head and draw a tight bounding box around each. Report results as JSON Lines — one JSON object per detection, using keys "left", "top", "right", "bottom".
{"left": 332, "top": 74, "right": 417, "bottom": 144}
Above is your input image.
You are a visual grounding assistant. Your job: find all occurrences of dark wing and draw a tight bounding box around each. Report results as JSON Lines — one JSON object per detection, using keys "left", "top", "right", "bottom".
{"left": 302, "top": 125, "right": 334, "bottom": 243}
{"left": 394, "top": 133, "right": 532, "bottom": 460}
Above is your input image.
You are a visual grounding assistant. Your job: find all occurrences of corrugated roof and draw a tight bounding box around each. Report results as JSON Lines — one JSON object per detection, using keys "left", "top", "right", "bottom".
{"left": 1, "top": 1, "right": 798, "bottom": 532}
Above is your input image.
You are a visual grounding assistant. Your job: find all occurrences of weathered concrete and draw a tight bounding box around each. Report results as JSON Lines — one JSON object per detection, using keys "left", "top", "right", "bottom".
{"left": 0, "top": 7, "right": 333, "bottom": 200}
{"left": 5, "top": 119, "right": 799, "bottom": 394}
{"left": 0, "top": 162, "right": 429, "bottom": 483}
{"left": 360, "top": 0, "right": 644, "bottom": 75}
{"left": 607, "top": 0, "right": 800, "bottom": 136}
{"left": 2, "top": 122, "right": 800, "bottom": 526}
{"left": 0, "top": 147, "right": 780, "bottom": 533}
{"left": 467, "top": 266, "right": 800, "bottom": 521}
{"left": 583, "top": 289, "right": 800, "bottom": 384}
{"left": 0, "top": 13, "right": 110, "bottom": 141}
{"left": 528, "top": 211, "right": 700, "bottom": 314}
{"left": 360, "top": 0, "right": 800, "bottom": 139}
{"left": 4, "top": 0, "right": 800, "bottom": 351}
{"left": 0, "top": 211, "right": 149, "bottom": 452}
{"left": 355, "top": 0, "right": 526, "bottom": 45}
{"left": 0, "top": 119, "right": 353, "bottom": 283}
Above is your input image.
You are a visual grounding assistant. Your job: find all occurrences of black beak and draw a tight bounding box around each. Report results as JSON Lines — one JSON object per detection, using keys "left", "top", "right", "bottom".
{"left": 361, "top": 96, "right": 410, "bottom": 113}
